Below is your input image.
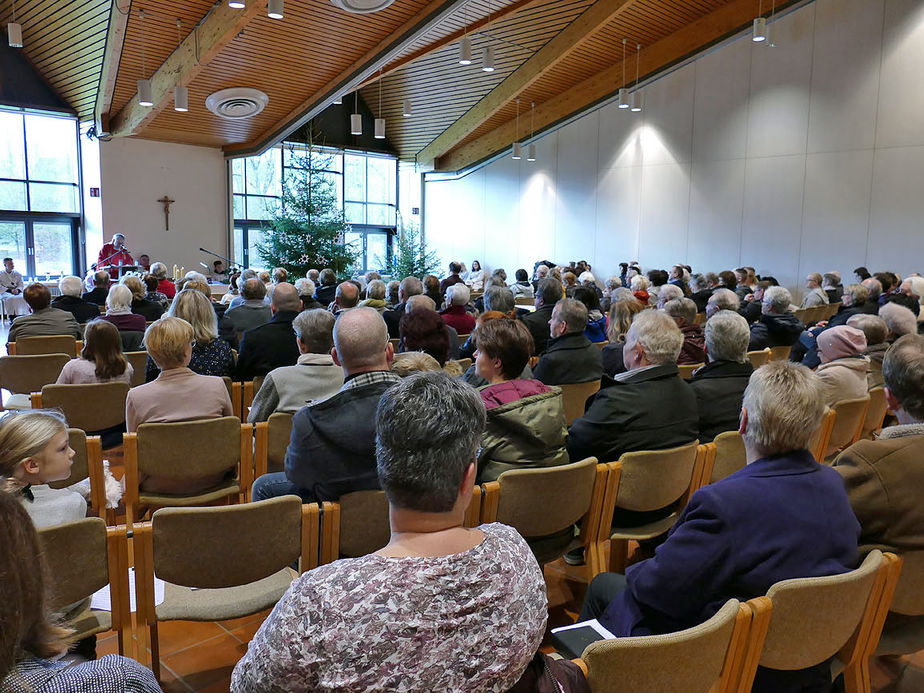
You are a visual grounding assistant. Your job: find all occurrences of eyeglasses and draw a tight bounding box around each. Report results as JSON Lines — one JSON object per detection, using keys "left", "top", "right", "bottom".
{"left": 190, "top": 340, "right": 197, "bottom": 348}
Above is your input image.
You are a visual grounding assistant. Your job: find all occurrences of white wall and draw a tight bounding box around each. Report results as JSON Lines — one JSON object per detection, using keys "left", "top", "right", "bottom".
{"left": 98, "top": 137, "right": 228, "bottom": 273}
{"left": 424, "top": 0, "right": 924, "bottom": 297}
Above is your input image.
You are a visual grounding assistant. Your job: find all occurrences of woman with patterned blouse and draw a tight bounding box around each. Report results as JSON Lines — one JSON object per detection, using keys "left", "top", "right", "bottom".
{"left": 232, "top": 371, "right": 548, "bottom": 692}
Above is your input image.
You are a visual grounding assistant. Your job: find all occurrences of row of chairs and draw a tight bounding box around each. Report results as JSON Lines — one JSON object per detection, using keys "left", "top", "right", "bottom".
{"left": 795, "top": 301, "right": 842, "bottom": 325}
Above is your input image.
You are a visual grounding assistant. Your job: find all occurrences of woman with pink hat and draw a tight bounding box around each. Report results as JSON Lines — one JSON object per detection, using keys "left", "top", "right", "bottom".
{"left": 816, "top": 325, "right": 869, "bottom": 406}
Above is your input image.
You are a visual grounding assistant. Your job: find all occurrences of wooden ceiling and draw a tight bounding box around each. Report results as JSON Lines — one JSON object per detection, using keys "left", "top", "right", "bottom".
{"left": 1, "top": 0, "right": 798, "bottom": 172}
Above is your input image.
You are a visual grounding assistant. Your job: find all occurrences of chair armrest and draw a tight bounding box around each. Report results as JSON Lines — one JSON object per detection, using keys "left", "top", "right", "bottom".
{"left": 301, "top": 503, "right": 321, "bottom": 573}
{"left": 571, "top": 658, "right": 588, "bottom": 677}
{"left": 253, "top": 421, "right": 268, "bottom": 483}
{"left": 320, "top": 501, "right": 341, "bottom": 566}
{"left": 30, "top": 392, "right": 42, "bottom": 408}
{"left": 464, "top": 485, "right": 482, "bottom": 528}
{"left": 239, "top": 424, "right": 254, "bottom": 502}
{"left": 480, "top": 481, "right": 500, "bottom": 524}
{"left": 85, "top": 435, "right": 106, "bottom": 520}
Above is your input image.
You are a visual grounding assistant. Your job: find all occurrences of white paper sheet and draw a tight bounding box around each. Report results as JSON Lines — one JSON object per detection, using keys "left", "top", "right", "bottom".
{"left": 90, "top": 567, "right": 165, "bottom": 612}
{"left": 550, "top": 618, "right": 616, "bottom": 639}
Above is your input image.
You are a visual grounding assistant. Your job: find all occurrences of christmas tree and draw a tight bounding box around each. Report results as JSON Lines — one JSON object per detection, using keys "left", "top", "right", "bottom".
{"left": 385, "top": 218, "right": 442, "bottom": 280}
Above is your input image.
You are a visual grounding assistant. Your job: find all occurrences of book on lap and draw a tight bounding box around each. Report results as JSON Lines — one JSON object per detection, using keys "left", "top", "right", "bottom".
{"left": 550, "top": 618, "right": 616, "bottom": 659}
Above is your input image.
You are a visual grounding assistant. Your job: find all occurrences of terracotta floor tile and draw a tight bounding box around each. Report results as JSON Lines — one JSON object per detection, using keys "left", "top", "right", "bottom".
{"left": 216, "top": 609, "right": 272, "bottom": 632}
{"left": 228, "top": 619, "right": 263, "bottom": 645}
{"left": 154, "top": 620, "right": 227, "bottom": 657}
{"left": 195, "top": 676, "right": 233, "bottom": 692}
{"left": 161, "top": 634, "right": 247, "bottom": 691}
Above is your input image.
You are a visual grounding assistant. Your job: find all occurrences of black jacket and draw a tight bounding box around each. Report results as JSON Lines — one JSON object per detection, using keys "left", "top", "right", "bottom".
{"left": 686, "top": 360, "right": 753, "bottom": 443}
{"left": 51, "top": 295, "right": 99, "bottom": 323}
{"left": 748, "top": 312, "right": 805, "bottom": 351}
{"left": 383, "top": 301, "right": 407, "bottom": 339}
{"left": 520, "top": 304, "right": 555, "bottom": 355}
{"left": 739, "top": 299, "right": 762, "bottom": 324}
{"left": 131, "top": 298, "right": 164, "bottom": 322}
{"left": 314, "top": 284, "right": 337, "bottom": 307}
{"left": 567, "top": 363, "right": 699, "bottom": 464}
{"left": 284, "top": 373, "right": 400, "bottom": 501}
{"left": 82, "top": 287, "right": 109, "bottom": 305}
{"left": 235, "top": 310, "right": 301, "bottom": 380}
{"left": 690, "top": 289, "right": 713, "bottom": 314}
{"left": 601, "top": 342, "right": 627, "bottom": 377}
{"left": 533, "top": 332, "right": 602, "bottom": 386}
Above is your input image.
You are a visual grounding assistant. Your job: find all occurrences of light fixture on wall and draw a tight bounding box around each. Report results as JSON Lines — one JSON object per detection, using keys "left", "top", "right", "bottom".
{"left": 137, "top": 9, "right": 153, "bottom": 107}
{"left": 351, "top": 92, "right": 362, "bottom": 135}
{"left": 527, "top": 101, "right": 536, "bottom": 161}
{"left": 374, "top": 71, "right": 386, "bottom": 139}
{"left": 618, "top": 38, "right": 629, "bottom": 109}
{"left": 630, "top": 43, "right": 642, "bottom": 112}
{"left": 752, "top": 0, "right": 767, "bottom": 42}
{"left": 267, "top": 0, "right": 284, "bottom": 19}
{"left": 402, "top": 99, "right": 412, "bottom": 117}
{"left": 7, "top": 0, "right": 22, "bottom": 48}
{"left": 173, "top": 20, "right": 188, "bottom": 112}
{"left": 482, "top": 45, "right": 495, "bottom": 72}
{"left": 228, "top": 0, "right": 245, "bottom": 8}
{"left": 458, "top": 5, "right": 472, "bottom": 65}
{"left": 511, "top": 98, "right": 521, "bottom": 160}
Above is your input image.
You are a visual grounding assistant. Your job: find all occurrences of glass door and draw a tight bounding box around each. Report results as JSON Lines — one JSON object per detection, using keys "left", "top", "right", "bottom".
{"left": 0, "top": 216, "right": 79, "bottom": 279}
{"left": 0, "top": 221, "right": 27, "bottom": 271}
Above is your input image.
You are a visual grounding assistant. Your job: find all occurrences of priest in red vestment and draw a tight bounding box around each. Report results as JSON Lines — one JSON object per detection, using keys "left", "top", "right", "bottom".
{"left": 97, "top": 233, "right": 134, "bottom": 279}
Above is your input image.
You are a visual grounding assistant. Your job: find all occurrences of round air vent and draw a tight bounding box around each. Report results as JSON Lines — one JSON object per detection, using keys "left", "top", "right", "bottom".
{"left": 205, "top": 88, "right": 269, "bottom": 120}
{"left": 330, "top": 0, "right": 395, "bottom": 13}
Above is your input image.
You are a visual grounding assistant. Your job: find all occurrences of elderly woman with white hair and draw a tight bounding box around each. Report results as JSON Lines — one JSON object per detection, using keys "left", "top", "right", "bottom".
{"left": 879, "top": 302, "right": 918, "bottom": 341}
{"left": 94, "top": 284, "right": 146, "bottom": 333}
{"left": 440, "top": 283, "right": 476, "bottom": 334}
{"left": 50, "top": 275, "right": 99, "bottom": 323}
{"left": 150, "top": 261, "right": 176, "bottom": 299}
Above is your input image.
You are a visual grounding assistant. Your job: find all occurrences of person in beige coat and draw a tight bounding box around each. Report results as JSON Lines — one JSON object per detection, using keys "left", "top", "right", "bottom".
{"left": 815, "top": 325, "right": 869, "bottom": 407}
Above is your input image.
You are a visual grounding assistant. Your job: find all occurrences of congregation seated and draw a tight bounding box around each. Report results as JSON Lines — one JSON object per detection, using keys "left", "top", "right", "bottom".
{"left": 705, "top": 287, "right": 739, "bottom": 319}
{"left": 358, "top": 279, "right": 388, "bottom": 313}
{"left": 462, "top": 311, "right": 534, "bottom": 388}
{"left": 56, "top": 321, "right": 133, "bottom": 386}
{"left": 94, "top": 285, "right": 146, "bottom": 333}
{"left": 235, "top": 282, "right": 302, "bottom": 381}
{"left": 815, "top": 325, "right": 869, "bottom": 407}
{"left": 386, "top": 279, "right": 400, "bottom": 308}
{"left": 738, "top": 279, "right": 773, "bottom": 324}
{"left": 391, "top": 351, "right": 442, "bottom": 376}
{"left": 143, "top": 273, "right": 170, "bottom": 310}
{"left": 440, "top": 283, "right": 476, "bottom": 334}
{"left": 227, "top": 269, "right": 258, "bottom": 309}
{"left": 251, "top": 307, "right": 400, "bottom": 505}
{"left": 248, "top": 309, "right": 343, "bottom": 423}
{"left": 225, "top": 278, "right": 273, "bottom": 334}
{"left": 295, "top": 277, "right": 323, "bottom": 311}
{"left": 81, "top": 270, "right": 110, "bottom": 305}
{"left": 383, "top": 276, "right": 422, "bottom": 338}
{"left": 232, "top": 371, "right": 548, "bottom": 692}
{"left": 313, "top": 268, "right": 338, "bottom": 307}
{"left": 630, "top": 274, "right": 649, "bottom": 304}
{"left": 667, "top": 264, "right": 688, "bottom": 294}
{"left": 880, "top": 302, "right": 918, "bottom": 344}
{"left": 572, "top": 285, "right": 606, "bottom": 343}
{"left": 687, "top": 273, "right": 713, "bottom": 313}
{"left": 686, "top": 310, "right": 753, "bottom": 443}
{"left": 663, "top": 297, "right": 705, "bottom": 365}
{"left": 846, "top": 314, "right": 889, "bottom": 389}
{"left": 221, "top": 272, "right": 241, "bottom": 306}
{"left": 600, "top": 290, "right": 644, "bottom": 377}
{"left": 580, "top": 361, "right": 859, "bottom": 693}
{"left": 330, "top": 281, "right": 360, "bottom": 315}
{"left": 0, "top": 409, "right": 86, "bottom": 529}
{"left": 150, "top": 261, "right": 176, "bottom": 300}
{"left": 801, "top": 272, "right": 830, "bottom": 308}
{"left": 474, "top": 317, "right": 568, "bottom": 483}
{"left": 860, "top": 277, "right": 884, "bottom": 313}
{"left": 120, "top": 275, "right": 164, "bottom": 322}
{"left": 182, "top": 278, "right": 237, "bottom": 347}
{"left": 146, "top": 289, "right": 234, "bottom": 381}
{"left": 464, "top": 259, "right": 485, "bottom": 291}
{"left": 400, "top": 302, "right": 451, "bottom": 366}
{"left": 654, "top": 282, "right": 683, "bottom": 309}
{"left": 7, "top": 283, "right": 81, "bottom": 343}
{"left": 460, "top": 285, "right": 516, "bottom": 359}
{"left": 882, "top": 277, "right": 921, "bottom": 316}
{"left": 822, "top": 271, "right": 842, "bottom": 304}
{"left": 0, "top": 493, "right": 160, "bottom": 692}
{"left": 747, "top": 286, "right": 804, "bottom": 352}
{"left": 51, "top": 275, "right": 98, "bottom": 323}
{"left": 509, "top": 268, "right": 534, "bottom": 299}
{"left": 533, "top": 298, "right": 602, "bottom": 386}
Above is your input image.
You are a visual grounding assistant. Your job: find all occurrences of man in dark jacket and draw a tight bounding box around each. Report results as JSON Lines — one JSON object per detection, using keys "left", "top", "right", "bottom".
{"left": 520, "top": 277, "right": 563, "bottom": 356}
{"left": 383, "top": 276, "right": 423, "bottom": 339}
{"left": 226, "top": 278, "right": 273, "bottom": 335}
{"left": 82, "top": 271, "right": 110, "bottom": 305}
{"left": 235, "top": 282, "right": 302, "bottom": 380}
{"left": 663, "top": 297, "right": 706, "bottom": 365}
{"left": 313, "top": 268, "right": 338, "bottom": 307}
{"left": 747, "top": 286, "right": 804, "bottom": 352}
{"left": 52, "top": 275, "right": 99, "bottom": 323}
{"left": 687, "top": 310, "right": 754, "bottom": 442}
{"left": 533, "top": 298, "right": 602, "bottom": 386}
{"left": 250, "top": 307, "right": 400, "bottom": 503}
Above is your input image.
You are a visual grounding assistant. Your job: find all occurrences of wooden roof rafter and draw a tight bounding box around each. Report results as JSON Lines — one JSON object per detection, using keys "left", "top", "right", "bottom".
{"left": 95, "top": 0, "right": 131, "bottom": 133}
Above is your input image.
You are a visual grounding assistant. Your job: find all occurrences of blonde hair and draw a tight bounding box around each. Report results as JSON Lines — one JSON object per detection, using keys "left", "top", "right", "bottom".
{"left": 120, "top": 275, "right": 145, "bottom": 300}
{"left": 183, "top": 279, "right": 211, "bottom": 298}
{"left": 144, "top": 317, "right": 195, "bottom": 369}
{"left": 168, "top": 289, "right": 218, "bottom": 344}
{"left": 391, "top": 352, "right": 441, "bottom": 377}
{"left": 0, "top": 410, "right": 68, "bottom": 493}
{"left": 606, "top": 298, "right": 644, "bottom": 342}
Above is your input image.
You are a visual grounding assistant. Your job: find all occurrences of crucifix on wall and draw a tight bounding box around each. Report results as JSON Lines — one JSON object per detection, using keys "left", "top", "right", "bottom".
{"left": 158, "top": 195, "right": 175, "bottom": 231}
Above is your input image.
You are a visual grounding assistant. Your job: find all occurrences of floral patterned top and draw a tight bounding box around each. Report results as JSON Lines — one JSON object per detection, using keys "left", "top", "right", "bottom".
{"left": 231, "top": 523, "right": 548, "bottom": 692}
{"left": 145, "top": 338, "right": 234, "bottom": 382}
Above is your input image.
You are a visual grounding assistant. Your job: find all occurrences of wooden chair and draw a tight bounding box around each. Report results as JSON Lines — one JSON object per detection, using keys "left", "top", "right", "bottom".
{"left": 678, "top": 363, "right": 703, "bottom": 379}
{"left": 768, "top": 345, "right": 792, "bottom": 362}
{"left": 32, "top": 382, "right": 130, "bottom": 435}
{"left": 874, "top": 551, "right": 924, "bottom": 657}
{"left": 559, "top": 380, "right": 601, "bottom": 425}
{"left": 221, "top": 375, "right": 243, "bottom": 419}
{"left": 0, "top": 353, "right": 70, "bottom": 409}
{"left": 593, "top": 341, "right": 607, "bottom": 350}
{"left": 694, "top": 312, "right": 705, "bottom": 325}
{"left": 576, "top": 598, "right": 752, "bottom": 693}
{"left": 707, "top": 431, "right": 747, "bottom": 485}
{"left": 809, "top": 409, "right": 836, "bottom": 464}
{"left": 123, "top": 416, "right": 253, "bottom": 524}
{"left": 480, "top": 457, "right": 602, "bottom": 567}
{"left": 599, "top": 440, "right": 702, "bottom": 575}
{"left": 254, "top": 411, "right": 294, "bottom": 478}
{"left": 515, "top": 297, "right": 534, "bottom": 306}
{"left": 861, "top": 386, "right": 888, "bottom": 439}
{"left": 38, "top": 519, "right": 131, "bottom": 655}
{"left": 133, "top": 497, "right": 319, "bottom": 677}
{"left": 824, "top": 396, "right": 870, "bottom": 461}
{"left": 47, "top": 429, "right": 106, "bottom": 519}
{"left": 124, "top": 351, "right": 148, "bottom": 387}
{"left": 747, "top": 348, "right": 771, "bottom": 369}
{"left": 455, "top": 357, "right": 473, "bottom": 371}
{"left": 13, "top": 334, "right": 79, "bottom": 357}
{"left": 734, "top": 550, "right": 898, "bottom": 693}
{"left": 389, "top": 337, "right": 400, "bottom": 351}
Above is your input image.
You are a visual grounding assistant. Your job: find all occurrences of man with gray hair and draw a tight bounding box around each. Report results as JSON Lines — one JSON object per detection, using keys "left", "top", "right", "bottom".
{"left": 51, "top": 275, "right": 99, "bottom": 323}
{"left": 225, "top": 278, "right": 272, "bottom": 335}
{"left": 655, "top": 283, "right": 683, "bottom": 310}
{"left": 248, "top": 309, "right": 344, "bottom": 423}
{"left": 663, "top": 297, "right": 706, "bottom": 365}
{"left": 296, "top": 277, "right": 323, "bottom": 311}
{"left": 687, "top": 310, "right": 754, "bottom": 442}
{"left": 251, "top": 307, "right": 400, "bottom": 504}
{"left": 440, "top": 283, "right": 475, "bottom": 334}
{"left": 521, "top": 277, "right": 564, "bottom": 355}
{"left": 861, "top": 277, "right": 883, "bottom": 313}
{"left": 581, "top": 361, "right": 858, "bottom": 693}
{"left": 331, "top": 281, "right": 360, "bottom": 315}
{"left": 533, "top": 298, "right": 602, "bottom": 386}
{"left": 314, "top": 268, "right": 338, "bottom": 306}
{"left": 235, "top": 281, "right": 303, "bottom": 380}
{"left": 801, "top": 272, "right": 829, "bottom": 308}
{"left": 384, "top": 276, "right": 423, "bottom": 338}
{"left": 82, "top": 270, "right": 111, "bottom": 306}
{"left": 705, "top": 287, "right": 740, "bottom": 319}
{"left": 747, "top": 286, "right": 804, "bottom": 352}
{"left": 879, "top": 302, "right": 918, "bottom": 340}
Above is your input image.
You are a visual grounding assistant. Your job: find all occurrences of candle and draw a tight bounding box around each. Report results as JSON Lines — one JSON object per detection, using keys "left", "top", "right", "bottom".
{"left": 173, "top": 264, "right": 178, "bottom": 280}
{"left": 180, "top": 266, "right": 185, "bottom": 277}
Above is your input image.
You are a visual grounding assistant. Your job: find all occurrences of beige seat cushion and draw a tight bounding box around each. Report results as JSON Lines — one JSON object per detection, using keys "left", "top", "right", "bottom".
{"left": 155, "top": 567, "right": 296, "bottom": 622}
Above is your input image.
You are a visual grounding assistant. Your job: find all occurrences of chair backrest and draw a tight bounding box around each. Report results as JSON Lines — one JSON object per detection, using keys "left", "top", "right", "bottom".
{"left": 455, "top": 357, "right": 472, "bottom": 371}
{"left": 594, "top": 341, "right": 607, "bottom": 350}
{"left": 119, "top": 331, "right": 144, "bottom": 352}
{"left": 890, "top": 551, "right": 924, "bottom": 616}
{"left": 768, "top": 345, "right": 791, "bottom": 362}
{"left": 861, "top": 386, "right": 889, "bottom": 439}
{"left": 515, "top": 297, "right": 534, "bottom": 305}
{"left": 40, "top": 381, "right": 130, "bottom": 431}
{"left": 747, "top": 349, "right": 771, "bottom": 369}
{"left": 267, "top": 411, "right": 294, "bottom": 473}
{"left": 48, "top": 429, "right": 105, "bottom": 518}
{"left": 495, "top": 457, "right": 598, "bottom": 537}
{"left": 560, "top": 380, "right": 601, "bottom": 425}
{"left": 678, "top": 363, "right": 703, "bottom": 379}
{"left": 124, "top": 351, "right": 148, "bottom": 387}
{"left": 582, "top": 598, "right": 747, "bottom": 692}
{"left": 0, "top": 353, "right": 70, "bottom": 396}
{"left": 711, "top": 431, "right": 747, "bottom": 483}
{"left": 136, "top": 416, "right": 241, "bottom": 482}
{"left": 150, "top": 496, "right": 304, "bottom": 588}
{"left": 758, "top": 550, "right": 883, "bottom": 670}
{"left": 827, "top": 396, "right": 870, "bottom": 457}
{"left": 614, "top": 440, "right": 700, "bottom": 512}
{"left": 809, "top": 408, "right": 836, "bottom": 463}
{"left": 38, "top": 517, "right": 111, "bottom": 610}
{"left": 334, "top": 489, "right": 391, "bottom": 559}
{"left": 16, "top": 335, "right": 77, "bottom": 357}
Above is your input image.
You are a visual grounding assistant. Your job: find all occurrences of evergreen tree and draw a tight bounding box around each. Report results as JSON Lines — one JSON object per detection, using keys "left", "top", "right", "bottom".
{"left": 385, "top": 219, "right": 442, "bottom": 280}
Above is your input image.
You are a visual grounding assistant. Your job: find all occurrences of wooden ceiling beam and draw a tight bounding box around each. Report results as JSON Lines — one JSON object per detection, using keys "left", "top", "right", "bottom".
{"left": 222, "top": 0, "right": 471, "bottom": 158}
{"left": 94, "top": 0, "right": 130, "bottom": 134}
{"left": 416, "top": 0, "right": 638, "bottom": 168}
{"left": 108, "top": 1, "right": 266, "bottom": 137}
{"left": 434, "top": 0, "right": 778, "bottom": 172}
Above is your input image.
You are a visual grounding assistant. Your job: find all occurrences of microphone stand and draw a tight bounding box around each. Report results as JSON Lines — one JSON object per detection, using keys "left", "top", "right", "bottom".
{"left": 199, "top": 248, "right": 240, "bottom": 272}
{"left": 94, "top": 248, "right": 133, "bottom": 270}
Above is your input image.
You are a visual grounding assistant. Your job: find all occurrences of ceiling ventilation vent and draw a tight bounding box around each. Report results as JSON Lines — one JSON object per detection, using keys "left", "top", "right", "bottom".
{"left": 330, "top": 0, "right": 395, "bottom": 13}
{"left": 205, "top": 88, "right": 268, "bottom": 119}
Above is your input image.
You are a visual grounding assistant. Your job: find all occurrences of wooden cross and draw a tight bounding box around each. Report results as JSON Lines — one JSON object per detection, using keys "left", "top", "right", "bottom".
{"left": 158, "top": 195, "right": 175, "bottom": 231}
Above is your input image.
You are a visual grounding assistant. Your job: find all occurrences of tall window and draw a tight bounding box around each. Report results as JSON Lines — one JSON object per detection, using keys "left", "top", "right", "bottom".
{"left": 0, "top": 108, "right": 81, "bottom": 278}
{"left": 231, "top": 144, "right": 397, "bottom": 273}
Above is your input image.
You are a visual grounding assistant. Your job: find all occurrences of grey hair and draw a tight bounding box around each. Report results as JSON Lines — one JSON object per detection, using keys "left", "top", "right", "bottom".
{"left": 106, "top": 284, "right": 133, "bottom": 312}
{"left": 708, "top": 288, "right": 740, "bottom": 315}
{"left": 295, "top": 277, "right": 316, "bottom": 296}
{"left": 184, "top": 271, "right": 208, "bottom": 283}
{"left": 880, "top": 302, "right": 917, "bottom": 337}
{"left": 611, "top": 287, "right": 634, "bottom": 302}
{"left": 399, "top": 276, "right": 423, "bottom": 300}
{"left": 483, "top": 286, "right": 514, "bottom": 314}
{"left": 846, "top": 314, "right": 888, "bottom": 346}
{"left": 762, "top": 286, "right": 791, "bottom": 314}
{"left": 241, "top": 268, "right": 258, "bottom": 282}
{"left": 536, "top": 264, "right": 549, "bottom": 276}
{"left": 366, "top": 279, "right": 387, "bottom": 301}
{"left": 862, "top": 277, "right": 882, "bottom": 300}
{"left": 843, "top": 283, "right": 868, "bottom": 306}
{"left": 555, "top": 298, "right": 588, "bottom": 333}
{"left": 656, "top": 284, "right": 683, "bottom": 308}
{"left": 293, "top": 308, "right": 336, "bottom": 354}
{"left": 405, "top": 294, "right": 436, "bottom": 313}
{"left": 319, "top": 268, "right": 337, "bottom": 286}
{"left": 536, "top": 277, "right": 562, "bottom": 306}
{"left": 625, "top": 309, "right": 684, "bottom": 364}
{"left": 705, "top": 310, "right": 750, "bottom": 363}
{"left": 151, "top": 262, "right": 168, "bottom": 280}
{"left": 446, "top": 283, "right": 470, "bottom": 306}
{"left": 742, "top": 361, "right": 825, "bottom": 457}
{"left": 376, "top": 371, "right": 485, "bottom": 513}
{"left": 58, "top": 275, "right": 82, "bottom": 297}
{"left": 663, "top": 297, "right": 698, "bottom": 325}
{"left": 883, "top": 334, "right": 924, "bottom": 420}
{"left": 689, "top": 273, "right": 706, "bottom": 292}
{"left": 605, "top": 276, "right": 621, "bottom": 291}
{"left": 630, "top": 275, "right": 649, "bottom": 292}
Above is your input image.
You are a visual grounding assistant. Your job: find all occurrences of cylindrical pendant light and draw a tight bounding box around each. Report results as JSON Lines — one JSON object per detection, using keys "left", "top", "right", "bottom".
{"left": 512, "top": 142, "right": 522, "bottom": 160}
{"left": 402, "top": 99, "right": 412, "bottom": 117}
{"left": 752, "top": 16, "right": 767, "bottom": 42}
{"left": 374, "top": 118, "right": 386, "bottom": 139}
{"left": 482, "top": 45, "right": 495, "bottom": 72}
{"left": 527, "top": 101, "right": 537, "bottom": 162}
{"left": 618, "top": 39, "right": 629, "bottom": 108}
{"left": 7, "top": 22, "right": 22, "bottom": 48}
{"left": 618, "top": 88, "right": 630, "bottom": 109}
{"left": 630, "top": 44, "right": 642, "bottom": 112}
{"left": 333, "top": 96, "right": 343, "bottom": 105}
{"left": 630, "top": 90, "right": 643, "bottom": 112}
{"left": 459, "top": 35, "right": 473, "bottom": 65}
{"left": 229, "top": 0, "right": 245, "bottom": 8}
{"left": 267, "top": 0, "right": 283, "bottom": 19}
{"left": 511, "top": 98, "right": 521, "bottom": 160}
{"left": 351, "top": 92, "right": 362, "bottom": 135}
{"left": 527, "top": 143, "right": 536, "bottom": 162}
{"left": 174, "top": 85, "right": 189, "bottom": 111}
{"left": 138, "top": 79, "right": 154, "bottom": 107}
